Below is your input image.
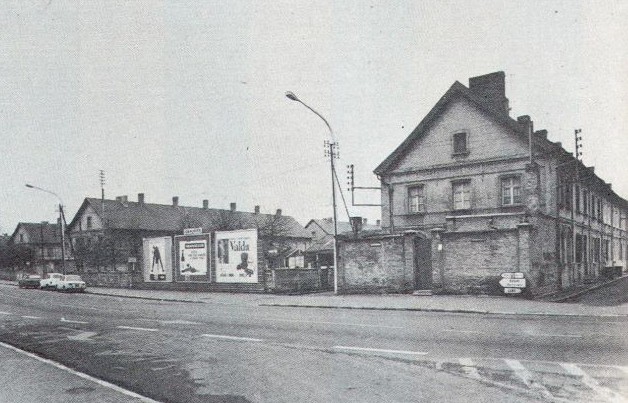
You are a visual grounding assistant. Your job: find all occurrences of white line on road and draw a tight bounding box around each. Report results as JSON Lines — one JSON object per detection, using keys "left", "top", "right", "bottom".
{"left": 0, "top": 341, "right": 159, "bottom": 403}
{"left": 334, "top": 346, "right": 428, "bottom": 356}
{"left": 68, "top": 331, "right": 98, "bottom": 341}
{"left": 261, "top": 317, "right": 405, "bottom": 329}
{"left": 561, "top": 363, "right": 626, "bottom": 402}
{"left": 0, "top": 311, "right": 12, "bottom": 315}
{"left": 525, "top": 331, "right": 583, "bottom": 338}
{"left": 159, "top": 320, "right": 202, "bottom": 325}
{"left": 443, "top": 329, "right": 482, "bottom": 334}
{"left": 61, "top": 317, "right": 90, "bottom": 324}
{"left": 21, "top": 315, "right": 41, "bottom": 319}
{"left": 505, "top": 359, "right": 555, "bottom": 400}
{"left": 201, "top": 334, "right": 263, "bottom": 342}
{"left": 459, "top": 358, "right": 481, "bottom": 380}
{"left": 117, "top": 326, "right": 158, "bottom": 332}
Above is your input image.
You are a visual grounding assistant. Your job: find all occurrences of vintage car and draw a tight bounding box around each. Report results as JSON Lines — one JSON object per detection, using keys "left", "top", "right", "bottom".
{"left": 55, "top": 275, "right": 87, "bottom": 293}
{"left": 40, "top": 272, "right": 64, "bottom": 290}
{"left": 18, "top": 274, "right": 42, "bottom": 289}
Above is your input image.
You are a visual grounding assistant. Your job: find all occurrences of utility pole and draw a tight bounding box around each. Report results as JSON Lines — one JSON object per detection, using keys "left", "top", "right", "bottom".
{"left": 100, "top": 170, "right": 106, "bottom": 227}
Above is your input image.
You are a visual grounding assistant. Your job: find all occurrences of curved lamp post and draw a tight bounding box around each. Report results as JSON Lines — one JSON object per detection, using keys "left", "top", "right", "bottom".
{"left": 285, "top": 91, "right": 339, "bottom": 294}
{"left": 25, "top": 184, "right": 66, "bottom": 275}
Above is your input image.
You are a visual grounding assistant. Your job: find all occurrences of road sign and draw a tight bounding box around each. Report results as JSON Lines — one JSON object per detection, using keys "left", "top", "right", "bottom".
{"left": 501, "top": 272, "right": 524, "bottom": 279}
{"left": 503, "top": 287, "right": 523, "bottom": 294}
{"left": 183, "top": 227, "right": 203, "bottom": 236}
{"left": 499, "top": 278, "right": 526, "bottom": 288}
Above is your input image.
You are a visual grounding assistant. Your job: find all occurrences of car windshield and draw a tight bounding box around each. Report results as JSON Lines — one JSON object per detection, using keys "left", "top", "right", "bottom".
{"left": 64, "top": 275, "right": 82, "bottom": 281}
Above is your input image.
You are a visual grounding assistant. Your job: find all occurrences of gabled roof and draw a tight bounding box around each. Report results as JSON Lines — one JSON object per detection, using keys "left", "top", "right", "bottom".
{"left": 374, "top": 80, "right": 558, "bottom": 176}
{"left": 9, "top": 222, "right": 62, "bottom": 245}
{"left": 68, "top": 198, "right": 311, "bottom": 239}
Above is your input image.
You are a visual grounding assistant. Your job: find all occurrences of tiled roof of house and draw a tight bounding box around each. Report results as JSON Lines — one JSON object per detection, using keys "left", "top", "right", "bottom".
{"left": 9, "top": 222, "right": 62, "bottom": 245}
{"left": 69, "top": 198, "right": 311, "bottom": 239}
{"left": 373, "top": 74, "right": 628, "bottom": 208}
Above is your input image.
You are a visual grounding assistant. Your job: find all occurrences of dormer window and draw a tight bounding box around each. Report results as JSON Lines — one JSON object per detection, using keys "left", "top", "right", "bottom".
{"left": 452, "top": 132, "right": 468, "bottom": 155}
{"left": 86, "top": 216, "right": 93, "bottom": 229}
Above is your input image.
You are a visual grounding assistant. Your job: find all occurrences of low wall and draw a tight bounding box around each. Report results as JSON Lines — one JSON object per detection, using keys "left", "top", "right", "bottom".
{"left": 267, "top": 268, "right": 324, "bottom": 293}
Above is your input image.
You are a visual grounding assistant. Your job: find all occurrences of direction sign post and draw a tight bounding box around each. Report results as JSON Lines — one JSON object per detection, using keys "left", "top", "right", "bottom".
{"left": 499, "top": 278, "right": 526, "bottom": 288}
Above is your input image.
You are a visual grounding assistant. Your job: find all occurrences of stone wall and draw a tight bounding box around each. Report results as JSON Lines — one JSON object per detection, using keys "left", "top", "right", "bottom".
{"left": 338, "top": 234, "right": 415, "bottom": 294}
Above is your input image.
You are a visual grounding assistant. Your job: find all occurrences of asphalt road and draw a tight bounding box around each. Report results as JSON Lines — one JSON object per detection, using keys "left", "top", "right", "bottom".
{"left": 0, "top": 285, "right": 626, "bottom": 402}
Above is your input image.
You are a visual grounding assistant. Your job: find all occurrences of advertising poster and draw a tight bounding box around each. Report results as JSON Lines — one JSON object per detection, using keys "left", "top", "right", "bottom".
{"left": 216, "top": 229, "right": 258, "bottom": 283}
{"left": 175, "top": 233, "right": 211, "bottom": 282}
{"left": 143, "top": 237, "right": 173, "bottom": 282}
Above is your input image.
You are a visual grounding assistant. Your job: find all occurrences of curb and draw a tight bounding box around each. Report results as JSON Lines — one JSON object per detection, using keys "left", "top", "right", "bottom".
{"left": 85, "top": 291, "right": 205, "bottom": 304}
{"left": 258, "top": 303, "right": 628, "bottom": 318}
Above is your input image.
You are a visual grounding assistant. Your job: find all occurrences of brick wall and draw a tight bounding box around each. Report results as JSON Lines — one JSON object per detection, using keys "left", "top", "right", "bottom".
{"left": 338, "top": 234, "right": 415, "bottom": 294}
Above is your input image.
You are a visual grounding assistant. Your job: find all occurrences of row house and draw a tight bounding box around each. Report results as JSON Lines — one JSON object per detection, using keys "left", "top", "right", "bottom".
{"left": 338, "top": 71, "right": 627, "bottom": 296}
{"left": 66, "top": 194, "right": 313, "bottom": 292}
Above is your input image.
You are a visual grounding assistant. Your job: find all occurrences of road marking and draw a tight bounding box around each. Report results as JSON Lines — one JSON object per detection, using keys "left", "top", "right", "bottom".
{"left": 525, "top": 331, "right": 582, "bottom": 338}
{"left": 261, "top": 317, "right": 404, "bottom": 329}
{"left": 159, "top": 320, "right": 202, "bottom": 325}
{"left": 333, "top": 346, "right": 428, "bottom": 356}
{"left": 21, "top": 315, "right": 41, "bottom": 319}
{"left": 61, "top": 317, "right": 90, "bottom": 324}
{"left": 202, "top": 334, "right": 263, "bottom": 342}
{"left": 117, "top": 326, "right": 158, "bottom": 332}
{"left": 505, "top": 359, "right": 555, "bottom": 400}
{"left": 68, "top": 331, "right": 98, "bottom": 341}
{"left": 561, "top": 363, "right": 626, "bottom": 402}
{"left": 0, "top": 311, "right": 12, "bottom": 315}
{"left": 444, "top": 329, "right": 482, "bottom": 334}
{"left": 0, "top": 341, "right": 159, "bottom": 403}
{"left": 459, "top": 358, "right": 481, "bottom": 380}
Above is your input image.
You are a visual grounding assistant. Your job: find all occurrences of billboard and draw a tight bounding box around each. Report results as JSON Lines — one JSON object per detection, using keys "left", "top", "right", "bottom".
{"left": 143, "top": 237, "right": 173, "bottom": 282}
{"left": 215, "top": 229, "right": 258, "bottom": 283}
{"left": 175, "top": 233, "right": 211, "bottom": 282}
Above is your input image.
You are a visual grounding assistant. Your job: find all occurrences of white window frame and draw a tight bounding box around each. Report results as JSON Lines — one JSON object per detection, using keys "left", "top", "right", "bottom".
{"left": 452, "top": 181, "right": 471, "bottom": 210}
{"left": 501, "top": 176, "right": 522, "bottom": 206}
{"left": 407, "top": 185, "right": 426, "bottom": 214}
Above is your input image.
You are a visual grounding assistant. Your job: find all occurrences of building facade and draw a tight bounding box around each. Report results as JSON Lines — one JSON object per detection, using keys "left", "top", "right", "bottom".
{"left": 367, "top": 72, "right": 628, "bottom": 296}
{"left": 66, "top": 194, "right": 313, "bottom": 292}
{"left": 7, "top": 221, "right": 71, "bottom": 276}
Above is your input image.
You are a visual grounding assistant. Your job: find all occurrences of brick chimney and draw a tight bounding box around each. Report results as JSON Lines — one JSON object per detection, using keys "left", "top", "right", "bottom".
{"left": 469, "top": 72, "right": 509, "bottom": 115}
{"left": 362, "top": 218, "right": 368, "bottom": 225}
{"left": 376, "top": 219, "right": 381, "bottom": 227}
{"left": 138, "top": 193, "right": 145, "bottom": 205}
{"left": 230, "top": 202, "right": 236, "bottom": 212}
{"left": 254, "top": 205, "right": 260, "bottom": 214}
{"left": 202, "top": 199, "right": 209, "bottom": 209}
{"left": 275, "top": 209, "right": 282, "bottom": 216}
{"left": 172, "top": 196, "right": 179, "bottom": 207}
{"left": 350, "top": 216, "right": 363, "bottom": 235}
{"left": 517, "top": 115, "right": 533, "bottom": 134}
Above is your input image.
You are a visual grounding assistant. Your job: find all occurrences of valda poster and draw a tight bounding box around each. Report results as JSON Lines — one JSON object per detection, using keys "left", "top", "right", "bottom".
{"left": 215, "top": 229, "right": 258, "bottom": 283}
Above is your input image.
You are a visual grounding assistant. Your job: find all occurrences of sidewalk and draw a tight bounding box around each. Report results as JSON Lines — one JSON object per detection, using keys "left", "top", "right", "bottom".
{"left": 2, "top": 280, "right": 627, "bottom": 317}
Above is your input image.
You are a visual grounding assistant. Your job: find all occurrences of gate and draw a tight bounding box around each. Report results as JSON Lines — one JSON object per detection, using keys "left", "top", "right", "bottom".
{"left": 414, "top": 238, "right": 432, "bottom": 290}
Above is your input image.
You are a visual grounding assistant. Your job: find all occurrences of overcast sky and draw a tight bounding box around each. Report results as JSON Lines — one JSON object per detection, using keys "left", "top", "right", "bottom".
{"left": 1, "top": 0, "right": 626, "bottom": 234}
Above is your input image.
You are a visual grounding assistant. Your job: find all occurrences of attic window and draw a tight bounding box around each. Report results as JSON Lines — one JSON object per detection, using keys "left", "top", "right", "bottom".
{"left": 86, "top": 216, "right": 93, "bottom": 229}
{"left": 453, "top": 132, "right": 468, "bottom": 155}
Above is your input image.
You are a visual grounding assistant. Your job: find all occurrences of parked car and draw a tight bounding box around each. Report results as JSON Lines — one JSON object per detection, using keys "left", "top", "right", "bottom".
{"left": 40, "top": 273, "right": 64, "bottom": 290}
{"left": 55, "top": 275, "right": 86, "bottom": 293}
{"left": 18, "top": 274, "right": 42, "bottom": 289}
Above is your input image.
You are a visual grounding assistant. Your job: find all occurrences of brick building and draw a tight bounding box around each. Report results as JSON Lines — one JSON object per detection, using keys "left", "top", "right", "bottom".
{"left": 338, "top": 72, "right": 628, "bottom": 296}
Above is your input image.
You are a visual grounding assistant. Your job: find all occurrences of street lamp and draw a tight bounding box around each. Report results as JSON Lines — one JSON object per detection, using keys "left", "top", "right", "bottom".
{"left": 25, "top": 184, "right": 66, "bottom": 275}
{"left": 286, "top": 91, "right": 339, "bottom": 294}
